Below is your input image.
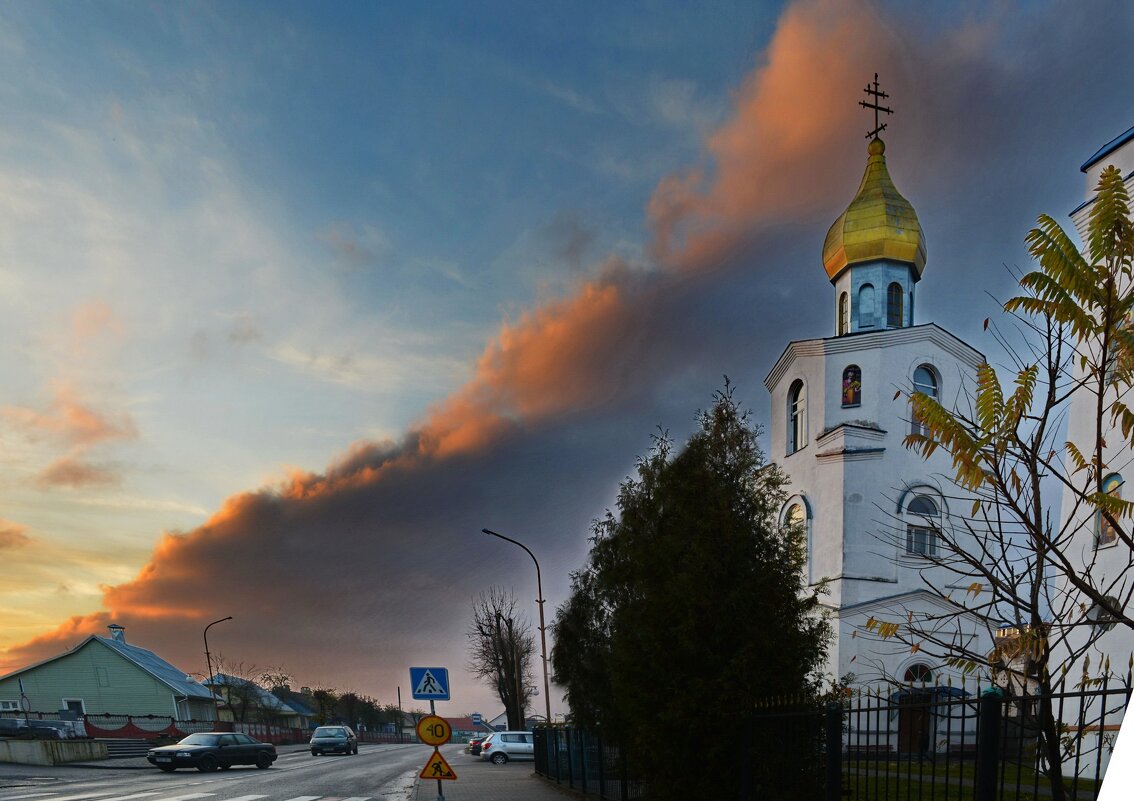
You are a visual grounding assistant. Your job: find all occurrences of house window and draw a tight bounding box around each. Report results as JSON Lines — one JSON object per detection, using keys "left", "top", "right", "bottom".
{"left": 858, "top": 283, "right": 875, "bottom": 329}
{"left": 905, "top": 495, "right": 939, "bottom": 556}
{"left": 1096, "top": 473, "right": 1123, "bottom": 547}
{"left": 0, "top": 700, "right": 18, "bottom": 711}
{"left": 904, "top": 664, "right": 933, "bottom": 683}
{"left": 888, "top": 282, "right": 904, "bottom": 327}
{"left": 62, "top": 699, "right": 86, "bottom": 716}
{"left": 842, "top": 365, "right": 862, "bottom": 407}
{"left": 911, "top": 365, "right": 939, "bottom": 435}
{"left": 839, "top": 292, "right": 849, "bottom": 335}
{"left": 788, "top": 380, "right": 807, "bottom": 454}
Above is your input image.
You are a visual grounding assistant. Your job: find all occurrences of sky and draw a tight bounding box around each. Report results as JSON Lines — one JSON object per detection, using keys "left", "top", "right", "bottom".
{"left": 0, "top": 0, "right": 1132, "bottom": 719}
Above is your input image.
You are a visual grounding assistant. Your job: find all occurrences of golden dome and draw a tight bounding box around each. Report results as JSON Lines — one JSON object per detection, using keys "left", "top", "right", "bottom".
{"left": 822, "top": 138, "right": 926, "bottom": 281}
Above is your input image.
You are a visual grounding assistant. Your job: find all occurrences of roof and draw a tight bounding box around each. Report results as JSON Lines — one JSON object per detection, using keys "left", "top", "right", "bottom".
{"left": 208, "top": 673, "right": 299, "bottom": 713}
{"left": 822, "top": 137, "right": 927, "bottom": 281}
{"left": 0, "top": 634, "right": 214, "bottom": 701}
{"left": 271, "top": 687, "right": 317, "bottom": 716}
{"left": 1080, "top": 124, "right": 1134, "bottom": 172}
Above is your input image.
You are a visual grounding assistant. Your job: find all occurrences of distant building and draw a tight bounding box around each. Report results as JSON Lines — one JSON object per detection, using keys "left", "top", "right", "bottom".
{"left": 0, "top": 623, "right": 216, "bottom": 720}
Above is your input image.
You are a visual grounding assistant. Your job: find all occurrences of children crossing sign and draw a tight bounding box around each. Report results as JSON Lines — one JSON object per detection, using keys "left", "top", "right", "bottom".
{"left": 410, "top": 666, "right": 451, "bottom": 700}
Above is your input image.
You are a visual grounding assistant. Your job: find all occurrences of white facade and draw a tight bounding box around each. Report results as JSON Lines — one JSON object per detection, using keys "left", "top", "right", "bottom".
{"left": 1056, "top": 124, "right": 1134, "bottom": 681}
{"left": 763, "top": 135, "right": 993, "bottom": 693}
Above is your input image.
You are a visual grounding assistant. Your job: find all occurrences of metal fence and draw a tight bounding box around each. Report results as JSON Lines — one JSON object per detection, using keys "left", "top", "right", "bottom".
{"left": 535, "top": 677, "right": 1130, "bottom": 801}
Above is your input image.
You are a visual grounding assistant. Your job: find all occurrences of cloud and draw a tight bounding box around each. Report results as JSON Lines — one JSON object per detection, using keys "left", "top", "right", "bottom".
{"left": 36, "top": 457, "right": 121, "bottom": 489}
{"left": 3, "top": 0, "right": 1130, "bottom": 710}
{"left": 0, "top": 521, "right": 31, "bottom": 549}
{"left": 3, "top": 382, "right": 137, "bottom": 448}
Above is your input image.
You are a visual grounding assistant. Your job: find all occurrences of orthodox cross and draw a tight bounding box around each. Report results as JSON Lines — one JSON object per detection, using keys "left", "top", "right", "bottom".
{"left": 860, "top": 73, "right": 893, "bottom": 140}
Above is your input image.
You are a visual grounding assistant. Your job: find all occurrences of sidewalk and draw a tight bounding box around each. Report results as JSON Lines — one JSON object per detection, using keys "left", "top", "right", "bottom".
{"left": 412, "top": 747, "right": 576, "bottom": 801}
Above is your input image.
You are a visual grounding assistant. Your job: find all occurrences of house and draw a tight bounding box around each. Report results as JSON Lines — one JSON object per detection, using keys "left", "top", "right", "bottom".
{"left": 206, "top": 673, "right": 303, "bottom": 727}
{"left": 0, "top": 624, "right": 216, "bottom": 721}
{"left": 270, "top": 685, "right": 318, "bottom": 729}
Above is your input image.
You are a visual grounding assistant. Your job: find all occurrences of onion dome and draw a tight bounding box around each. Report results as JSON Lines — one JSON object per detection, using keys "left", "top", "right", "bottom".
{"left": 822, "top": 138, "right": 926, "bottom": 282}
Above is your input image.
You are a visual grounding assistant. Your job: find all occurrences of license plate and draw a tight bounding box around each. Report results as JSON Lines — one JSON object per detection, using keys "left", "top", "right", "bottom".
{"left": 156, "top": 756, "right": 172, "bottom": 762}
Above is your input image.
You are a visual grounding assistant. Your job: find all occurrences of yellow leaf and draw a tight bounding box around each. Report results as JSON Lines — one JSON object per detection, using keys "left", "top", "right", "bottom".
{"left": 967, "top": 582, "right": 983, "bottom": 598}
{"left": 911, "top": 642, "right": 920, "bottom": 653}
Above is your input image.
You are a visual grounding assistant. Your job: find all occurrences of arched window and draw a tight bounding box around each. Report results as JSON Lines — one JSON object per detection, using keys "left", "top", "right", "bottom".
{"left": 905, "top": 494, "right": 939, "bottom": 556}
{"left": 911, "top": 365, "right": 939, "bottom": 436}
{"left": 887, "top": 282, "right": 904, "bottom": 327}
{"left": 838, "top": 292, "right": 849, "bottom": 335}
{"left": 904, "top": 664, "right": 933, "bottom": 683}
{"left": 842, "top": 365, "right": 861, "bottom": 407}
{"left": 1096, "top": 473, "right": 1123, "bottom": 547}
{"left": 858, "top": 283, "right": 875, "bottom": 329}
{"left": 788, "top": 380, "right": 806, "bottom": 454}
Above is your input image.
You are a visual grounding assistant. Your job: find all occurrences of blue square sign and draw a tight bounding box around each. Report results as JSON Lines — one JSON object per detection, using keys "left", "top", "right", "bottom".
{"left": 409, "top": 666, "right": 450, "bottom": 700}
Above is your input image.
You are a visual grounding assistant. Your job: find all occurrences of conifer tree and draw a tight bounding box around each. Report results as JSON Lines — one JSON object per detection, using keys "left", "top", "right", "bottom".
{"left": 552, "top": 383, "right": 830, "bottom": 800}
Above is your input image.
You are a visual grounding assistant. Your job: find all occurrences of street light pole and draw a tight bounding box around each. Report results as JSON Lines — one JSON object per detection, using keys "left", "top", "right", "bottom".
{"left": 482, "top": 528, "right": 552, "bottom": 725}
{"left": 203, "top": 616, "right": 232, "bottom": 721}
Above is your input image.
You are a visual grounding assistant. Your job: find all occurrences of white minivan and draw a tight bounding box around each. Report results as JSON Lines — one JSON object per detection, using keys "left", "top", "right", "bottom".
{"left": 479, "top": 730, "right": 534, "bottom": 764}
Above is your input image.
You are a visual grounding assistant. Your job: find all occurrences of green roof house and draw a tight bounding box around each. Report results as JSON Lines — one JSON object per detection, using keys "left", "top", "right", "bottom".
{"left": 0, "top": 624, "right": 217, "bottom": 721}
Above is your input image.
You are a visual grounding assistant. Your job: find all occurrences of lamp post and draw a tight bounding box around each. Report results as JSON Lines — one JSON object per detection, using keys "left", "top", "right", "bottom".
{"left": 482, "top": 528, "right": 552, "bottom": 725}
{"left": 203, "top": 616, "right": 232, "bottom": 720}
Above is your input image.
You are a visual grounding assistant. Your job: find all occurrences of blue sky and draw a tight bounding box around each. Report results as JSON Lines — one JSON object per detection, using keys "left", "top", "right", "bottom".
{"left": 1, "top": 0, "right": 1131, "bottom": 717}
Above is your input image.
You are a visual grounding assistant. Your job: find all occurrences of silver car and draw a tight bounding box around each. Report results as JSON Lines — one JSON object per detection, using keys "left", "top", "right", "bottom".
{"left": 479, "top": 730, "right": 534, "bottom": 764}
{"left": 309, "top": 725, "right": 358, "bottom": 756}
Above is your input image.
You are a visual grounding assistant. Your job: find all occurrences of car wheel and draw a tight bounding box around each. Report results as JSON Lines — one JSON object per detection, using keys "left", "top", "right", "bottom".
{"left": 219, "top": 765, "right": 232, "bottom": 770}
{"left": 353, "top": 745, "right": 359, "bottom": 755}
{"left": 197, "top": 755, "right": 219, "bottom": 772}
{"left": 311, "top": 749, "right": 319, "bottom": 756}
{"left": 158, "top": 765, "right": 176, "bottom": 772}
{"left": 491, "top": 752, "right": 508, "bottom": 765}
{"left": 256, "top": 752, "right": 273, "bottom": 769}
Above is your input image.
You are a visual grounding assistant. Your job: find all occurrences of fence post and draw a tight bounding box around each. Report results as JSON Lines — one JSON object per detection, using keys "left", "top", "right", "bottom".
{"left": 826, "top": 702, "right": 843, "bottom": 801}
{"left": 975, "top": 689, "right": 1003, "bottom": 801}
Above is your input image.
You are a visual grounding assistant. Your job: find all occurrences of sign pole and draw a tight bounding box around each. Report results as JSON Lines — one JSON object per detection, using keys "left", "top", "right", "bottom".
{"left": 430, "top": 699, "right": 443, "bottom": 801}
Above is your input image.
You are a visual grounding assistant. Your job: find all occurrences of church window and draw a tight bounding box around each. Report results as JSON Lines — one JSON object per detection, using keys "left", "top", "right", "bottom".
{"left": 788, "top": 380, "right": 807, "bottom": 454}
{"left": 910, "top": 365, "right": 938, "bottom": 436}
{"left": 887, "top": 282, "right": 904, "bottom": 327}
{"left": 838, "top": 293, "right": 849, "bottom": 335}
{"left": 1096, "top": 473, "right": 1123, "bottom": 547}
{"left": 858, "top": 284, "right": 875, "bottom": 329}
{"left": 904, "top": 664, "right": 933, "bottom": 683}
{"left": 842, "top": 365, "right": 862, "bottom": 407}
{"left": 905, "top": 494, "right": 939, "bottom": 556}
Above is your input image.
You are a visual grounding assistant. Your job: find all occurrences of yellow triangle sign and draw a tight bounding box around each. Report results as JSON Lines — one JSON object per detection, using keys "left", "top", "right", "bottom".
{"left": 420, "top": 748, "right": 458, "bottom": 781}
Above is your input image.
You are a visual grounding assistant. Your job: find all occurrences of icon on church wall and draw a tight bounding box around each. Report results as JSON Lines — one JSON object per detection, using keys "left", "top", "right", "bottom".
{"left": 842, "top": 365, "right": 861, "bottom": 407}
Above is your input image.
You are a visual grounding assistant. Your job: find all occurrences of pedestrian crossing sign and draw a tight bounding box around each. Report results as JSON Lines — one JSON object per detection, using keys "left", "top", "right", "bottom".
{"left": 409, "top": 666, "right": 450, "bottom": 700}
{"left": 420, "top": 747, "right": 457, "bottom": 780}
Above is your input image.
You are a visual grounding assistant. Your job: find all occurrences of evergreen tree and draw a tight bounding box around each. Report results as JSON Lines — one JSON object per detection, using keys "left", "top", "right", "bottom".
{"left": 551, "top": 383, "right": 830, "bottom": 800}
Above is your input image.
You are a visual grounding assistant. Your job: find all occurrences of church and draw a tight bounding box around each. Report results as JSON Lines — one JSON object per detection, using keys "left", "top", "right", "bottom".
{"left": 762, "top": 80, "right": 993, "bottom": 698}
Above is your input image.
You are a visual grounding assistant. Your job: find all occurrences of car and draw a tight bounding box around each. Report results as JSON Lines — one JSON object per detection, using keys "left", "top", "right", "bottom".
{"left": 146, "top": 731, "right": 277, "bottom": 772}
{"left": 466, "top": 736, "right": 485, "bottom": 755}
{"left": 479, "top": 730, "right": 534, "bottom": 764}
{"left": 310, "top": 724, "right": 358, "bottom": 755}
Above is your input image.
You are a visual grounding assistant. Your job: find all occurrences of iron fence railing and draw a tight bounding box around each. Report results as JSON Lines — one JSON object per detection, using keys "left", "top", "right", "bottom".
{"left": 536, "top": 676, "right": 1130, "bottom": 801}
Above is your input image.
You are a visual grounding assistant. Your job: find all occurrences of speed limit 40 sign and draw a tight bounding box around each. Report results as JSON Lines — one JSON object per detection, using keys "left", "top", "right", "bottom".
{"left": 416, "top": 714, "right": 452, "bottom": 746}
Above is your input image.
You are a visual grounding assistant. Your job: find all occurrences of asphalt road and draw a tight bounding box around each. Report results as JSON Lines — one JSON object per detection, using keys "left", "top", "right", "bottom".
{"left": 0, "top": 742, "right": 434, "bottom": 801}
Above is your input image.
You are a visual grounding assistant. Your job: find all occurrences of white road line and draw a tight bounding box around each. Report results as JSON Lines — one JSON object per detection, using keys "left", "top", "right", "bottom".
{"left": 1, "top": 792, "right": 123, "bottom": 801}
{"left": 218, "top": 796, "right": 269, "bottom": 801}
{"left": 279, "top": 797, "right": 322, "bottom": 801}
{"left": 338, "top": 796, "right": 374, "bottom": 801}
{"left": 154, "top": 795, "right": 216, "bottom": 801}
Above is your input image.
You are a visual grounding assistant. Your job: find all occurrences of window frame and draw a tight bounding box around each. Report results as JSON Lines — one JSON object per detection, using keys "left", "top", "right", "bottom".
{"left": 910, "top": 365, "right": 940, "bottom": 436}
{"left": 887, "top": 282, "right": 903, "bottom": 327}
{"left": 1095, "top": 473, "right": 1123, "bottom": 548}
{"left": 858, "top": 283, "right": 876, "bottom": 329}
{"left": 842, "top": 364, "right": 862, "bottom": 407}
{"left": 838, "top": 292, "right": 849, "bottom": 335}
{"left": 904, "top": 493, "right": 940, "bottom": 558}
{"left": 788, "top": 380, "right": 807, "bottom": 454}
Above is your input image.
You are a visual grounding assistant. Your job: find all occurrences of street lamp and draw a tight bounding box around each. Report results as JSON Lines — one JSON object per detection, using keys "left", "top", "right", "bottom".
{"left": 203, "top": 616, "right": 232, "bottom": 720}
{"left": 481, "top": 528, "right": 552, "bottom": 725}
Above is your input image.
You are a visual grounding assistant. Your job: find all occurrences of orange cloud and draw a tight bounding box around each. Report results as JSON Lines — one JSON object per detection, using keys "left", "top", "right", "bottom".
{"left": 648, "top": 0, "right": 896, "bottom": 270}
{"left": 3, "top": 382, "right": 137, "bottom": 447}
{"left": 0, "top": 521, "right": 31, "bottom": 549}
{"left": 35, "top": 457, "right": 121, "bottom": 488}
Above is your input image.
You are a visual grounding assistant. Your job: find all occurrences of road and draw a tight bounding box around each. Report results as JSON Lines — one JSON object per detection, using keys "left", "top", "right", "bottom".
{"left": 0, "top": 742, "right": 440, "bottom": 801}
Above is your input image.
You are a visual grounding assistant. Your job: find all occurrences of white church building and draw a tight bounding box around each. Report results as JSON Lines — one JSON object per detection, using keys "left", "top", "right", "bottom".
{"left": 763, "top": 118, "right": 995, "bottom": 711}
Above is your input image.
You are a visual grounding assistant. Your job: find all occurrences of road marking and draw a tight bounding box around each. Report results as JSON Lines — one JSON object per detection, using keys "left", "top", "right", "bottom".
{"left": 89, "top": 794, "right": 162, "bottom": 801}
{"left": 5, "top": 793, "right": 124, "bottom": 801}
{"left": 337, "top": 797, "right": 375, "bottom": 801}
{"left": 279, "top": 797, "right": 322, "bottom": 801}
{"left": 156, "top": 795, "right": 216, "bottom": 801}
{"left": 220, "top": 796, "right": 269, "bottom": 801}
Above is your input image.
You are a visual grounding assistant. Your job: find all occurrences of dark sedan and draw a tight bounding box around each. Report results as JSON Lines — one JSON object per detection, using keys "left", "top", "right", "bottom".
{"left": 147, "top": 732, "right": 277, "bottom": 772}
